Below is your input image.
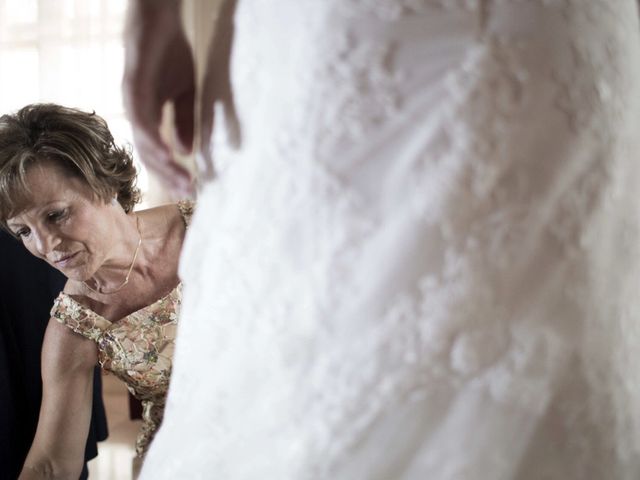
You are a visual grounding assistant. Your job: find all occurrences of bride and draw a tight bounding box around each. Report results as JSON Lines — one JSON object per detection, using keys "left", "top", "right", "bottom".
{"left": 125, "top": 1, "right": 640, "bottom": 478}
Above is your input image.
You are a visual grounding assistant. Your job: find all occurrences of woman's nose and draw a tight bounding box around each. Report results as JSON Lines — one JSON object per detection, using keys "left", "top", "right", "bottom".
{"left": 33, "top": 229, "right": 60, "bottom": 256}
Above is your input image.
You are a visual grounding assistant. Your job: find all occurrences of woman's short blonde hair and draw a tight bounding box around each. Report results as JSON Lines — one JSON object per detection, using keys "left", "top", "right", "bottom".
{"left": 0, "top": 103, "right": 141, "bottom": 229}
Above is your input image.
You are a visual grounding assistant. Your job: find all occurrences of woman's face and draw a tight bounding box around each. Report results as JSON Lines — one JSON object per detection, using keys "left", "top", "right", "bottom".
{"left": 6, "top": 160, "right": 117, "bottom": 281}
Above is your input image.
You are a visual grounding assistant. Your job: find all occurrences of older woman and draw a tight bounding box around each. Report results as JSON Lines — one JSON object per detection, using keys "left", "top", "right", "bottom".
{"left": 0, "top": 103, "right": 193, "bottom": 479}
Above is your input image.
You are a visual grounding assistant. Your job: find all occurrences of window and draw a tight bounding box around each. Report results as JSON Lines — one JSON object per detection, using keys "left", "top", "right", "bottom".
{"left": 0, "top": 0, "right": 150, "bottom": 195}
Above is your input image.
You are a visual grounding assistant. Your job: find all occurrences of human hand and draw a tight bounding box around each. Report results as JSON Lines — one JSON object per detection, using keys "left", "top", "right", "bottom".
{"left": 122, "top": 0, "right": 195, "bottom": 197}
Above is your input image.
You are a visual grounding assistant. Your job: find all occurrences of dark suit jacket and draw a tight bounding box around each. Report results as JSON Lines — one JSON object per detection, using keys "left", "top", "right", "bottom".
{"left": 0, "top": 231, "right": 108, "bottom": 480}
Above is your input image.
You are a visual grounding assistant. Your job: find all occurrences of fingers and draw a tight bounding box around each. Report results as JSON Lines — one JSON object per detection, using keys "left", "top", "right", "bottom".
{"left": 124, "top": 73, "right": 194, "bottom": 196}
{"left": 132, "top": 128, "right": 194, "bottom": 198}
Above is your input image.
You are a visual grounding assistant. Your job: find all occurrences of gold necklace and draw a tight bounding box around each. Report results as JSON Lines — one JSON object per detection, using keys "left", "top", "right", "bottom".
{"left": 83, "top": 215, "right": 142, "bottom": 295}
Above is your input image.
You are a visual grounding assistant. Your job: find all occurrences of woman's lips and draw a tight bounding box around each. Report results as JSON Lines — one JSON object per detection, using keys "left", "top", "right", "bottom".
{"left": 54, "top": 251, "right": 79, "bottom": 268}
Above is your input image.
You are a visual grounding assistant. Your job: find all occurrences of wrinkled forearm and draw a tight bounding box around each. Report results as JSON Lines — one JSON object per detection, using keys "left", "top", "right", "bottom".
{"left": 19, "top": 322, "right": 97, "bottom": 480}
{"left": 19, "top": 458, "right": 81, "bottom": 480}
{"left": 19, "top": 461, "right": 54, "bottom": 480}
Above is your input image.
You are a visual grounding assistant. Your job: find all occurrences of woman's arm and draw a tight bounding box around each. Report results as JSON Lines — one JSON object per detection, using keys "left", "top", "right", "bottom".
{"left": 19, "top": 318, "right": 98, "bottom": 480}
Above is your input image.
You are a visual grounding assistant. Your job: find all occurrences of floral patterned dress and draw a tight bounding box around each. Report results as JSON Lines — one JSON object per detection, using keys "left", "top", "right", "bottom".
{"left": 50, "top": 201, "right": 193, "bottom": 458}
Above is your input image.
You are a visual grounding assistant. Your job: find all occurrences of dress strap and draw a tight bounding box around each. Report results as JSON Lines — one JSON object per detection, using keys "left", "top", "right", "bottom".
{"left": 50, "top": 293, "right": 111, "bottom": 342}
{"left": 177, "top": 200, "right": 195, "bottom": 228}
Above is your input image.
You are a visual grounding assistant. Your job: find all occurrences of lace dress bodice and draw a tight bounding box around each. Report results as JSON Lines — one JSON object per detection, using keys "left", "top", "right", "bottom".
{"left": 52, "top": 286, "right": 180, "bottom": 456}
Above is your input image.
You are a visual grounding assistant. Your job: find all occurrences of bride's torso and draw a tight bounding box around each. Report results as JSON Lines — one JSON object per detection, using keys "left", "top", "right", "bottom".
{"left": 145, "top": 1, "right": 640, "bottom": 478}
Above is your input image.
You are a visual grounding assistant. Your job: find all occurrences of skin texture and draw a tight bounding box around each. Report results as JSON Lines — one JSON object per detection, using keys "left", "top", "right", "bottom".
{"left": 122, "top": 0, "right": 195, "bottom": 197}
{"left": 10, "top": 160, "right": 187, "bottom": 479}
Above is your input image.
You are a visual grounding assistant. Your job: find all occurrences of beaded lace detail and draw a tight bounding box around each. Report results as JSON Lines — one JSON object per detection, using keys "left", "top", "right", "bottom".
{"left": 143, "top": 2, "right": 640, "bottom": 479}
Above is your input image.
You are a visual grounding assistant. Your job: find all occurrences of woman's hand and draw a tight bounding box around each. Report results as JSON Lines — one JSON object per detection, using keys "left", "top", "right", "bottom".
{"left": 122, "top": 0, "right": 195, "bottom": 197}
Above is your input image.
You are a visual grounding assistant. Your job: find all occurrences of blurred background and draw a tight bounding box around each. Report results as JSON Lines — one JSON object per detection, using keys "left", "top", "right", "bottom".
{"left": 0, "top": 0, "right": 220, "bottom": 207}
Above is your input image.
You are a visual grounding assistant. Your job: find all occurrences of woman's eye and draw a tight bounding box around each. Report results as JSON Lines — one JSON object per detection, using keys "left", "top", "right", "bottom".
{"left": 47, "top": 209, "right": 67, "bottom": 222}
{"left": 15, "top": 228, "right": 30, "bottom": 238}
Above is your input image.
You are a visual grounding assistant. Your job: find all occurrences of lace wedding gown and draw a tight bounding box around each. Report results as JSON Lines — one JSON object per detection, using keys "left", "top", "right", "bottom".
{"left": 142, "top": 1, "right": 640, "bottom": 478}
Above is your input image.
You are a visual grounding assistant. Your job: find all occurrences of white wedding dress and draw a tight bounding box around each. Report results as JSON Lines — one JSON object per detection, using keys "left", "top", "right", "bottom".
{"left": 141, "top": 1, "right": 640, "bottom": 478}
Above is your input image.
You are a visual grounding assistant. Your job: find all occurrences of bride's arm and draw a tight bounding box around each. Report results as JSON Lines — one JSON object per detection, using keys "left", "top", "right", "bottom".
{"left": 19, "top": 319, "right": 98, "bottom": 480}
{"left": 122, "top": 0, "right": 195, "bottom": 196}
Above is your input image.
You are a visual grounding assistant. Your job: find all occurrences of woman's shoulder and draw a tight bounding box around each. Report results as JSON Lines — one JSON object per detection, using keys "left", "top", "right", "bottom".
{"left": 135, "top": 201, "right": 195, "bottom": 266}
{"left": 51, "top": 285, "right": 111, "bottom": 340}
{"left": 136, "top": 200, "right": 195, "bottom": 230}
